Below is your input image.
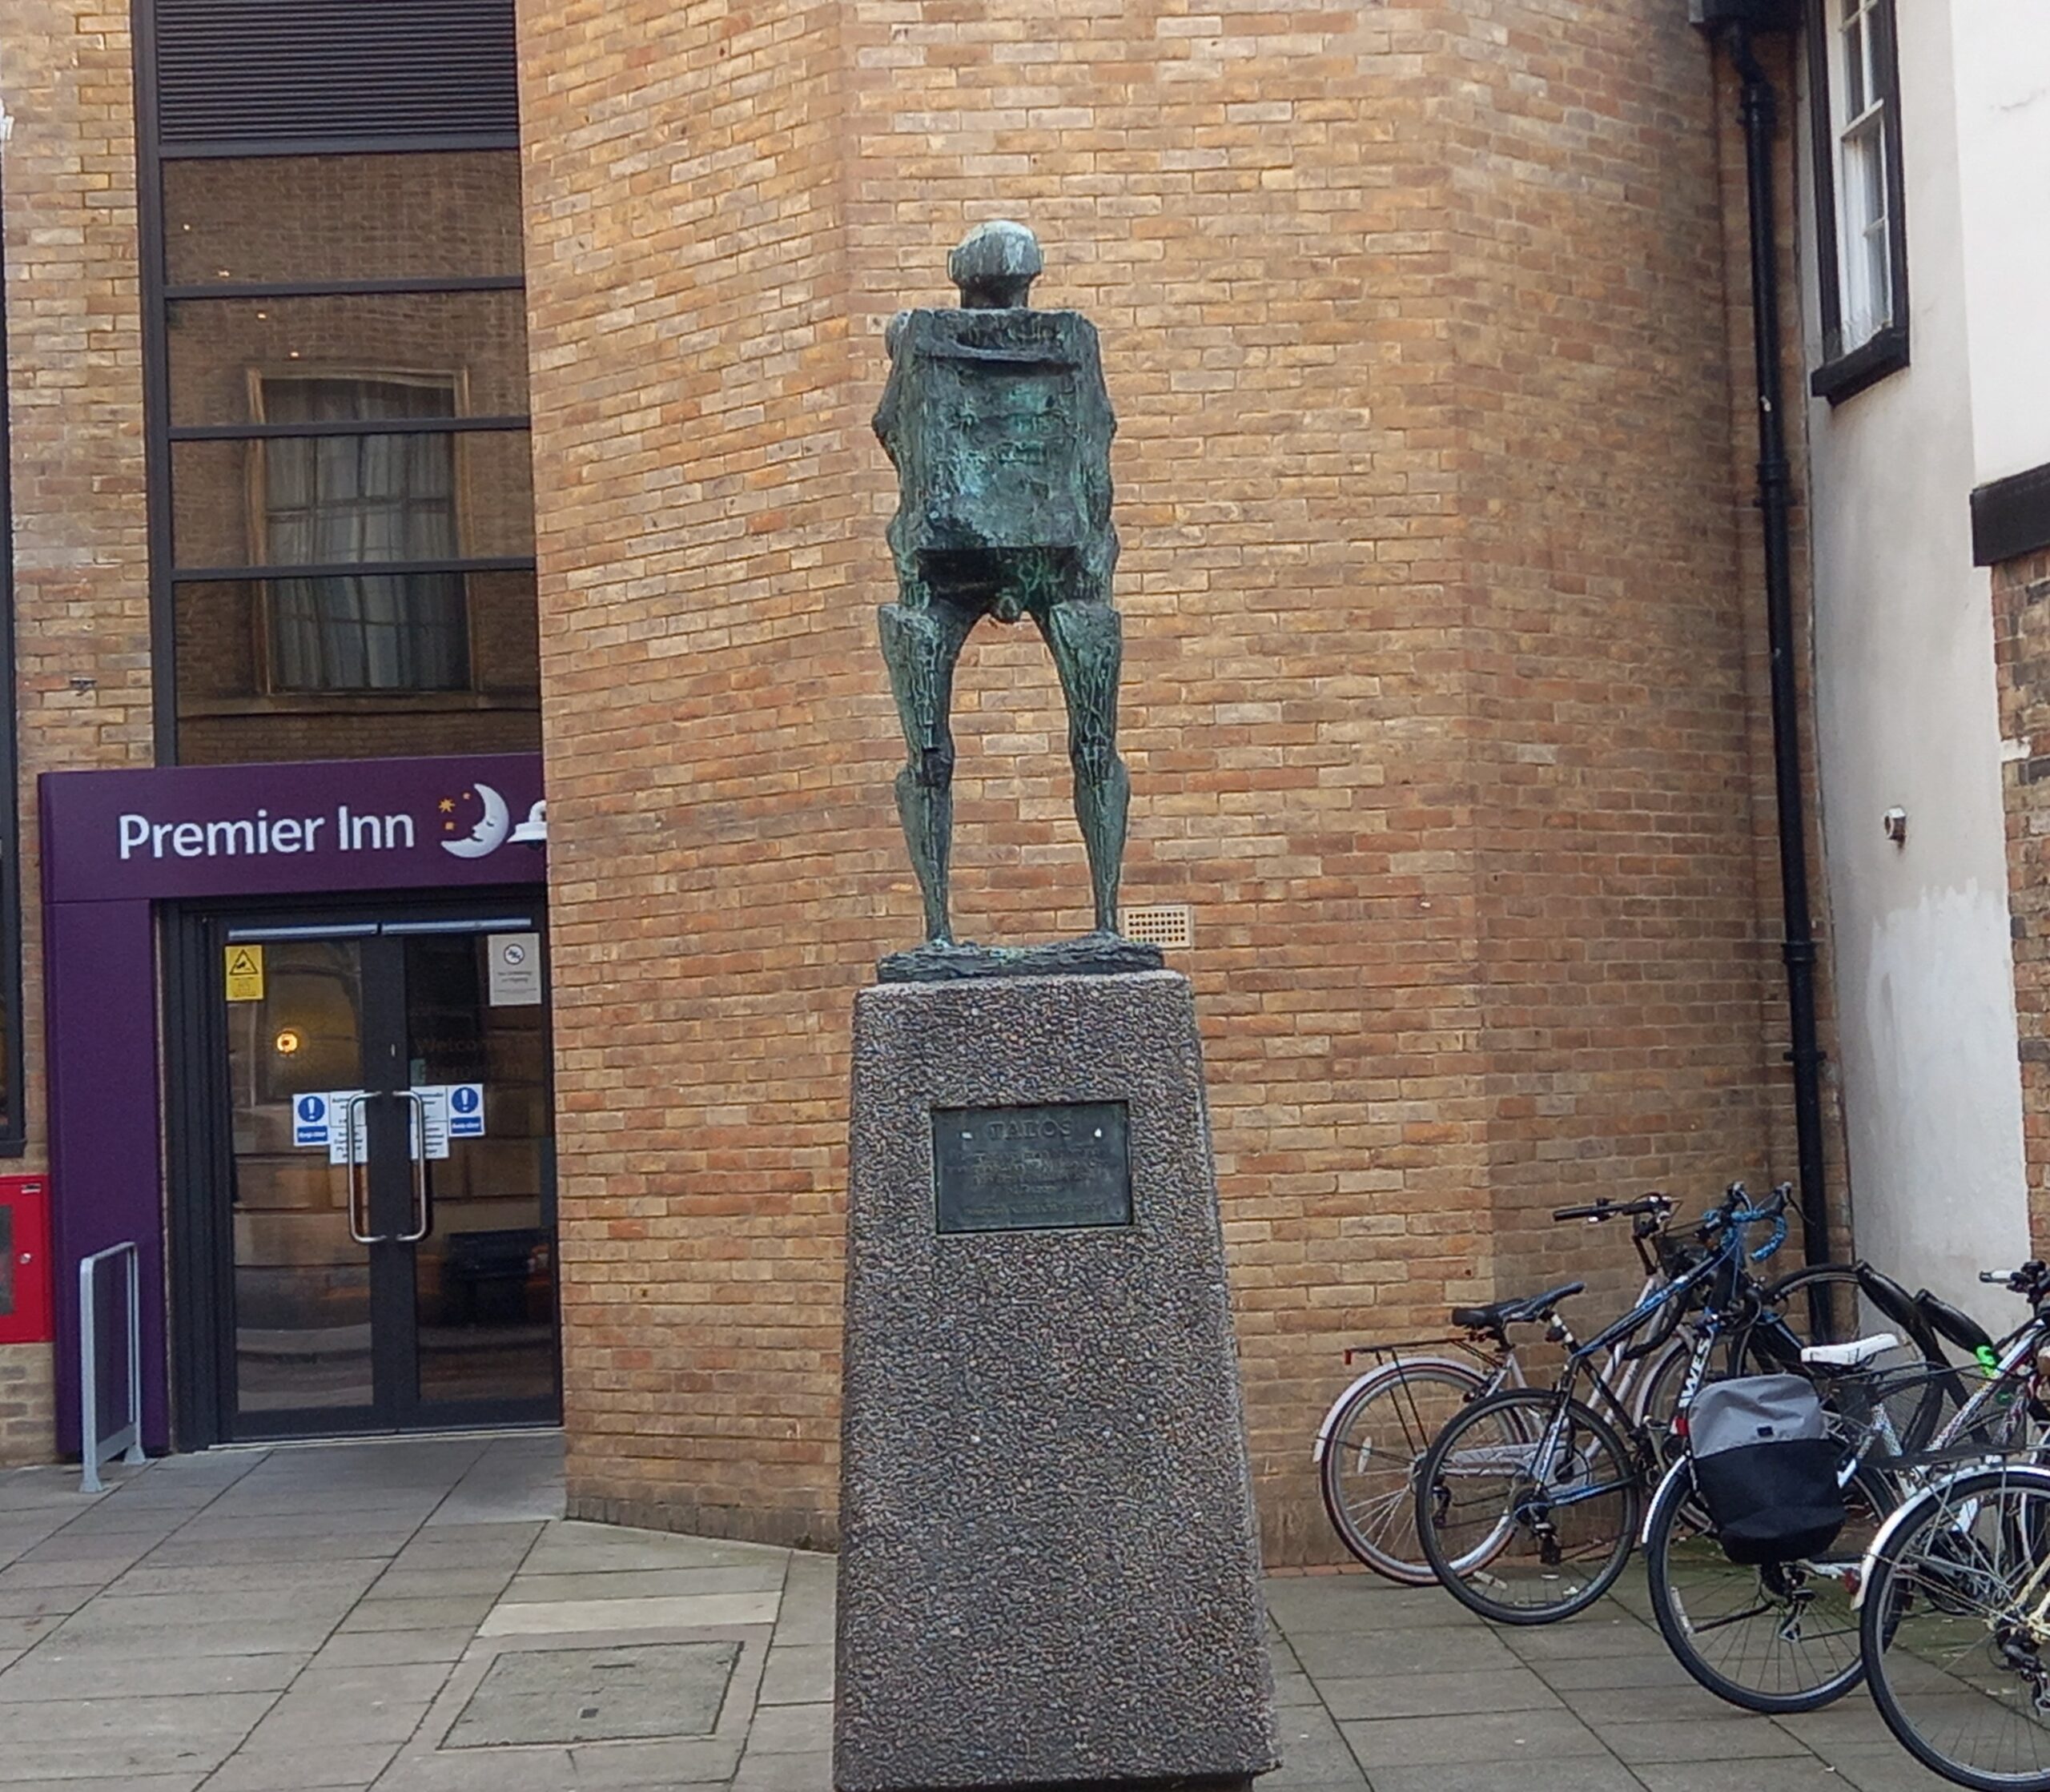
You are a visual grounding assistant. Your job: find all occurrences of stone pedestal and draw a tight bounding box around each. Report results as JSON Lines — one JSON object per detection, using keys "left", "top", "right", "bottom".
{"left": 835, "top": 970, "right": 1277, "bottom": 1792}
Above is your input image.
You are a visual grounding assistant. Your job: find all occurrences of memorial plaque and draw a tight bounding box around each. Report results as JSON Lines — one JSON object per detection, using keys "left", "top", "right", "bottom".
{"left": 933, "top": 1101, "right": 1132, "bottom": 1234}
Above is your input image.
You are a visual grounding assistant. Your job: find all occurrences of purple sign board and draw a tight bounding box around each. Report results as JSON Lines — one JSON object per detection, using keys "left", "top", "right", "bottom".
{"left": 43, "top": 753, "right": 546, "bottom": 903}
{"left": 38, "top": 753, "right": 546, "bottom": 1454}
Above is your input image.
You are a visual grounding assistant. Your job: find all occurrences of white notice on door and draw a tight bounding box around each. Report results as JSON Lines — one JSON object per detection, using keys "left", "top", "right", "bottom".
{"left": 324, "top": 1091, "right": 368, "bottom": 1166}
{"left": 488, "top": 932, "right": 543, "bottom": 1006}
{"left": 412, "top": 1086, "right": 452, "bottom": 1161}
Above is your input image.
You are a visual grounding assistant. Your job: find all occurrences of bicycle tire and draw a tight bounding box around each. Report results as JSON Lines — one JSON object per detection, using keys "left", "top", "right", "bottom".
{"left": 1860, "top": 1465, "right": 2050, "bottom": 1792}
{"left": 1318, "top": 1356, "right": 1489, "bottom": 1585}
{"left": 1643, "top": 1452, "right": 1889, "bottom": 1714}
{"left": 1413, "top": 1387, "right": 1641, "bottom": 1625}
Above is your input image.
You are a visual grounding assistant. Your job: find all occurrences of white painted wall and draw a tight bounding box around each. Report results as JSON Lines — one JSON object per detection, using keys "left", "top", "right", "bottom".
{"left": 1800, "top": 0, "right": 2032, "bottom": 1314}
{"left": 1950, "top": 2, "right": 2050, "bottom": 487}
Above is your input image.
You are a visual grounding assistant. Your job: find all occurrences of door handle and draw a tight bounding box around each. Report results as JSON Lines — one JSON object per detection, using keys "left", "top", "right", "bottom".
{"left": 344, "top": 1094, "right": 388, "bottom": 1245}
{"left": 396, "top": 1090, "right": 432, "bottom": 1244}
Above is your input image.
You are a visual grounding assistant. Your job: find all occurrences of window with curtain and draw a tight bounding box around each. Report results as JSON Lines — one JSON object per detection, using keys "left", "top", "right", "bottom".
{"left": 260, "top": 376, "right": 468, "bottom": 692}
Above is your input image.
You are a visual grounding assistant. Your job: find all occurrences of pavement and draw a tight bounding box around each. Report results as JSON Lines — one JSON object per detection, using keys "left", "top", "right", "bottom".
{"left": 0, "top": 1432, "right": 1958, "bottom": 1792}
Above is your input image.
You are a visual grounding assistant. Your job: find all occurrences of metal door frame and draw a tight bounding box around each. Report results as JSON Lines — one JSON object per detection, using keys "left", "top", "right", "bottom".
{"left": 164, "top": 887, "right": 558, "bottom": 1447}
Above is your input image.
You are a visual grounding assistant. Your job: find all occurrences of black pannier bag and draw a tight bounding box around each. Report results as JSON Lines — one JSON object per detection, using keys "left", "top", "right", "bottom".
{"left": 1687, "top": 1375, "right": 1847, "bottom": 1565}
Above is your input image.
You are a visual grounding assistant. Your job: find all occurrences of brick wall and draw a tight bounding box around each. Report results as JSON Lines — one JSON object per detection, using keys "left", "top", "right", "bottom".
{"left": 523, "top": 0, "right": 1799, "bottom": 1560}
{"left": 0, "top": 1344, "right": 54, "bottom": 1465}
{"left": 1992, "top": 548, "right": 2050, "bottom": 1240}
{"left": 2, "top": 0, "right": 156, "bottom": 1465}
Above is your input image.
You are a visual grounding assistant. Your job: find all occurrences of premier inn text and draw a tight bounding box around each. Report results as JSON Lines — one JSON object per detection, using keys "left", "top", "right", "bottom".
{"left": 118, "top": 807, "right": 419, "bottom": 860}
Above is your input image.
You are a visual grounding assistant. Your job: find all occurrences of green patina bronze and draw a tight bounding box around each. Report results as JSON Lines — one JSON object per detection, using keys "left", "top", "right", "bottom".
{"left": 874, "top": 222, "right": 1132, "bottom": 951}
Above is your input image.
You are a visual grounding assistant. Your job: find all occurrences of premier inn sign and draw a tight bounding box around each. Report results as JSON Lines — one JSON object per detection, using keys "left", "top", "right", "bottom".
{"left": 42, "top": 753, "right": 545, "bottom": 902}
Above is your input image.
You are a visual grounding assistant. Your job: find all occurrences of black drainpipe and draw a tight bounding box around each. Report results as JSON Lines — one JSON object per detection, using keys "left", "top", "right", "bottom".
{"left": 1697, "top": 4, "right": 1831, "bottom": 1268}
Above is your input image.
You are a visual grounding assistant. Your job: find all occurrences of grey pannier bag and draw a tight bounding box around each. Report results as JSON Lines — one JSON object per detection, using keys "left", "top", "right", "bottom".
{"left": 1686, "top": 1374, "right": 1847, "bottom": 1565}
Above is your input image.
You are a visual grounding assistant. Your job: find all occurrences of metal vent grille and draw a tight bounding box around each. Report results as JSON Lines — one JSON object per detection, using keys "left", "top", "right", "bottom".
{"left": 1121, "top": 904, "right": 1193, "bottom": 950}
{"left": 153, "top": 0, "right": 521, "bottom": 150}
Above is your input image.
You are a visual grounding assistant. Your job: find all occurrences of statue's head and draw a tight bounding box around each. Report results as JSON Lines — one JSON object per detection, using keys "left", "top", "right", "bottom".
{"left": 949, "top": 220, "right": 1043, "bottom": 309}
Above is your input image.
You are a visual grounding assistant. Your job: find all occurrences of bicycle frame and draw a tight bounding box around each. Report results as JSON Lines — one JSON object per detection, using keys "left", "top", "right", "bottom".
{"left": 1501, "top": 1207, "right": 1783, "bottom": 1519}
{"left": 1315, "top": 1268, "right": 1686, "bottom": 1466}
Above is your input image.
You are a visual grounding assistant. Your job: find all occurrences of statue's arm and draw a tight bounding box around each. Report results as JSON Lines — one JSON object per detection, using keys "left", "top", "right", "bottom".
{"left": 873, "top": 311, "right": 914, "bottom": 457}
{"left": 1076, "top": 315, "right": 1115, "bottom": 440}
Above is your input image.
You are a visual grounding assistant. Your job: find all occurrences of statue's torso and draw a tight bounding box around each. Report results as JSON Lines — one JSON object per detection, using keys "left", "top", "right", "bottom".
{"left": 875, "top": 307, "right": 1113, "bottom": 556}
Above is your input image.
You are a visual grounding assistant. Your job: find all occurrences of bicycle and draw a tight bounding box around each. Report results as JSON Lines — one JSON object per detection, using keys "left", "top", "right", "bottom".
{"left": 1411, "top": 1183, "right": 1804, "bottom": 1625}
{"left": 1851, "top": 1264, "right": 2050, "bottom": 1790}
{"left": 1316, "top": 1193, "right": 1693, "bottom": 1584}
{"left": 1642, "top": 1261, "right": 2049, "bottom": 1717}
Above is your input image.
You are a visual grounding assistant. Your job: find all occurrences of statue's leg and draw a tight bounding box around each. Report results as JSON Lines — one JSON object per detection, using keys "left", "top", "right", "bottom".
{"left": 1039, "top": 585, "right": 1130, "bottom": 936}
{"left": 878, "top": 592, "right": 977, "bottom": 943}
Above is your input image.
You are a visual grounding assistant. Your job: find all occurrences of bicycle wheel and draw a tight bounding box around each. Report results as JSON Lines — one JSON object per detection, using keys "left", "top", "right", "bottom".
{"left": 1643, "top": 1452, "right": 1891, "bottom": 1713}
{"left": 1319, "top": 1358, "right": 1489, "bottom": 1585}
{"left": 1862, "top": 1465, "right": 2050, "bottom": 1792}
{"left": 1756, "top": 1262, "right": 1955, "bottom": 1450}
{"left": 1414, "top": 1388, "right": 1641, "bottom": 1625}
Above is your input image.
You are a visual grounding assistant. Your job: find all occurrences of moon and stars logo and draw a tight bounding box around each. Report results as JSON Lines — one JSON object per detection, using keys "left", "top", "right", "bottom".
{"left": 438, "top": 783, "right": 512, "bottom": 859}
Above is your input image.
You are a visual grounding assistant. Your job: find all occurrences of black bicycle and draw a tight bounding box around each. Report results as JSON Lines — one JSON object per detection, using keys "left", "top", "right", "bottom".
{"left": 1412, "top": 1184, "right": 1826, "bottom": 1625}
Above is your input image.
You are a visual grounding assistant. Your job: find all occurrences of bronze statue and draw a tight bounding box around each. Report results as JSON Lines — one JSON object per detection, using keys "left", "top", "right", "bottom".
{"left": 874, "top": 222, "right": 1130, "bottom": 948}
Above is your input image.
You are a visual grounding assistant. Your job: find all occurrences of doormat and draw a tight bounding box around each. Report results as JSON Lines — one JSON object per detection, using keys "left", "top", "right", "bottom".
{"left": 446, "top": 1641, "right": 741, "bottom": 1746}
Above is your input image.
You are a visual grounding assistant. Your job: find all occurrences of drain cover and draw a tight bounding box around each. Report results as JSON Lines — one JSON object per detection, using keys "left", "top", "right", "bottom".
{"left": 446, "top": 1641, "right": 741, "bottom": 1747}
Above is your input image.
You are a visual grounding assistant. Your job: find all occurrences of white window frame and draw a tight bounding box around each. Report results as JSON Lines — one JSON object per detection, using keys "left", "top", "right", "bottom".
{"left": 1807, "top": 0, "right": 1908, "bottom": 399}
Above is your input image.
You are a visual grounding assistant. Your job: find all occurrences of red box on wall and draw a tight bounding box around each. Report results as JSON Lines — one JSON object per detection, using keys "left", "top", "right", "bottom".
{"left": 0, "top": 1178, "right": 51, "bottom": 1345}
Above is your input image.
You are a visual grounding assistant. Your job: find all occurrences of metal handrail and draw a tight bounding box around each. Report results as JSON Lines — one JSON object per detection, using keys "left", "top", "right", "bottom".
{"left": 78, "top": 1242, "right": 143, "bottom": 1494}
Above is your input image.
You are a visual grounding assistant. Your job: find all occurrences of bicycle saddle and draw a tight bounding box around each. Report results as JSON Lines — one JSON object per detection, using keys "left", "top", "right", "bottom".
{"left": 1799, "top": 1331, "right": 1902, "bottom": 1369}
{"left": 1449, "top": 1280, "right": 1585, "bottom": 1332}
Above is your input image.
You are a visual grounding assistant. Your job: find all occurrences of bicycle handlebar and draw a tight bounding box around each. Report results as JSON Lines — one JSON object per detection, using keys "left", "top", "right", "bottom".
{"left": 1980, "top": 1260, "right": 2050, "bottom": 1299}
{"left": 1695, "top": 1181, "right": 1791, "bottom": 1261}
{"left": 1551, "top": 1194, "right": 1674, "bottom": 1223}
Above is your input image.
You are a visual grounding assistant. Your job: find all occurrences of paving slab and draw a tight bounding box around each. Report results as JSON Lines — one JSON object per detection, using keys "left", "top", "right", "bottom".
{"left": 203, "top": 1742, "right": 402, "bottom": 1792}
{"left": 335, "top": 1594, "right": 500, "bottom": 1632}
{"left": 756, "top": 1642, "right": 832, "bottom": 1707}
{"left": 730, "top": 1748, "right": 833, "bottom": 1792}
{"left": 1312, "top": 1665, "right": 1564, "bottom": 1720}
{"left": 477, "top": 1590, "right": 781, "bottom": 1636}
{"left": 1340, "top": 1706, "right": 1614, "bottom": 1768}
{"left": 440, "top": 1640, "right": 738, "bottom": 1746}
{"left": 500, "top": 1564, "right": 786, "bottom": 1603}
{"left": 1590, "top": 1715, "right": 1813, "bottom": 1764}
{"left": 0, "top": 1650, "right": 308, "bottom": 1701}
{"left": 568, "top": 1738, "right": 745, "bottom": 1787}
{"left": 308, "top": 1628, "right": 479, "bottom": 1669}
{"left": 1637, "top": 1762, "right": 1887, "bottom": 1792}
{"left": 0, "top": 1778, "right": 205, "bottom": 1792}
{"left": 1262, "top": 1704, "right": 1371, "bottom": 1788}
{"left": 1366, "top": 1763, "right": 1646, "bottom": 1792}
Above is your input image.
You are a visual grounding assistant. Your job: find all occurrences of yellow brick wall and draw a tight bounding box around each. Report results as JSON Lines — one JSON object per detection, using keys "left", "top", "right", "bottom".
{"left": 1, "top": 0, "right": 155, "bottom": 1465}
{"left": 523, "top": 0, "right": 1803, "bottom": 1560}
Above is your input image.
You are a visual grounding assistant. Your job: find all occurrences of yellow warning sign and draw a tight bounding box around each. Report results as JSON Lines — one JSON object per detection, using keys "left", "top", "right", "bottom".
{"left": 224, "top": 944, "right": 265, "bottom": 1002}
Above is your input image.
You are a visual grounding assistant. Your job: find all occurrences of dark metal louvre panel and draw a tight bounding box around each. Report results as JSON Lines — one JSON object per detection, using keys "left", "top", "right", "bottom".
{"left": 154, "top": 0, "right": 519, "bottom": 149}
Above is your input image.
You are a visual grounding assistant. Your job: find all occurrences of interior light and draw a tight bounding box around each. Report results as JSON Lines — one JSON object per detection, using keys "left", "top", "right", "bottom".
{"left": 274, "top": 1028, "right": 302, "bottom": 1057}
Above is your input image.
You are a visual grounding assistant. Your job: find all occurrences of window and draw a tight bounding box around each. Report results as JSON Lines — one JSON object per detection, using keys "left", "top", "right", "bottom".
{"left": 1807, "top": 0, "right": 1908, "bottom": 402}
{"left": 142, "top": 0, "right": 539, "bottom": 765}
{"left": 256, "top": 376, "right": 468, "bottom": 693}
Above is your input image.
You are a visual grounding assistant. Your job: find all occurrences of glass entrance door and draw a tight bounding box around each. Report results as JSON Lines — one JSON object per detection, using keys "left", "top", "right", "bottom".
{"left": 219, "top": 904, "right": 557, "bottom": 1436}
